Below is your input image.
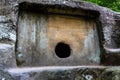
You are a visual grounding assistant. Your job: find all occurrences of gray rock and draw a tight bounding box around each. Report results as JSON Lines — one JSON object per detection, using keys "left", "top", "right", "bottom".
{"left": 0, "top": 43, "right": 16, "bottom": 68}
{"left": 7, "top": 66, "right": 120, "bottom": 80}
{"left": 0, "top": 69, "right": 14, "bottom": 80}
{"left": 0, "top": 0, "right": 120, "bottom": 48}
{"left": 7, "top": 66, "right": 104, "bottom": 80}
{"left": 0, "top": 1, "right": 120, "bottom": 80}
{"left": 0, "top": 17, "right": 16, "bottom": 42}
{"left": 0, "top": 1, "right": 119, "bottom": 46}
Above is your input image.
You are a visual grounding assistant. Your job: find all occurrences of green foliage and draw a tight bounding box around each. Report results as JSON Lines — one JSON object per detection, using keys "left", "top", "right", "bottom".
{"left": 85, "top": 0, "right": 120, "bottom": 12}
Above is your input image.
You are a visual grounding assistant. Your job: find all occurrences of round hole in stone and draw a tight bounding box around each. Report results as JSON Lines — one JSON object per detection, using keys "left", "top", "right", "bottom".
{"left": 55, "top": 42, "right": 71, "bottom": 58}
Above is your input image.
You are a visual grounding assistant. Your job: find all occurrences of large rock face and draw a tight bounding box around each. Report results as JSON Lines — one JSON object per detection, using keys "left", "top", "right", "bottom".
{"left": 0, "top": 0, "right": 120, "bottom": 80}
{"left": 0, "top": 0, "right": 119, "bottom": 47}
{"left": 0, "top": 0, "right": 120, "bottom": 66}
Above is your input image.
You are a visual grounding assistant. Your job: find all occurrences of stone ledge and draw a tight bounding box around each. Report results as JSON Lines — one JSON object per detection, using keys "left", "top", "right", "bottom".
{"left": 7, "top": 66, "right": 120, "bottom": 80}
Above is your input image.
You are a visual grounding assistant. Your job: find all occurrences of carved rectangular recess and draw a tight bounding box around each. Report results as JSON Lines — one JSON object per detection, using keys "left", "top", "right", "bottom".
{"left": 16, "top": 6, "right": 101, "bottom": 66}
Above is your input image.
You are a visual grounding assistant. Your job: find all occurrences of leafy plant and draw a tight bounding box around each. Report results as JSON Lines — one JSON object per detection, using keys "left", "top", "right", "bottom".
{"left": 85, "top": 0, "right": 120, "bottom": 12}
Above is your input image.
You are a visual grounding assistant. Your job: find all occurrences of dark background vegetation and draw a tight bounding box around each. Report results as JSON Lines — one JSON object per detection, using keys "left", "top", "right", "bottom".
{"left": 85, "top": 0, "right": 120, "bottom": 12}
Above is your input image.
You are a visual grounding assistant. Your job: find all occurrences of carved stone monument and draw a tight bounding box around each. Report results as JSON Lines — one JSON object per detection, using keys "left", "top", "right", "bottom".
{"left": 16, "top": 2, "right": 100, "bottom": 66}
{"left": 0, "top": 0, "right": 120, "bottom": 80}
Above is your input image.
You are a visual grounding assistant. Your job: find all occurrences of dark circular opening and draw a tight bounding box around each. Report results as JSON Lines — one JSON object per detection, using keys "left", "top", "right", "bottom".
{"left": 55, "top": 42, "right": 71, "bottom": 58}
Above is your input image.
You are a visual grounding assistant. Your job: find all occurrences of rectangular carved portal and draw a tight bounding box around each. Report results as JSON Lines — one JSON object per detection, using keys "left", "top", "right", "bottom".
{"left": 16, "top": 10, "right": 100, "bottom": 66}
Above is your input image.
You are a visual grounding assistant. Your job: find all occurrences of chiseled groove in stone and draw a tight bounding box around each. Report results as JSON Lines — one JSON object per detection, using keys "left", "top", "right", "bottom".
{"left": 8, "top": 66, "right": 105, "bottom": 74}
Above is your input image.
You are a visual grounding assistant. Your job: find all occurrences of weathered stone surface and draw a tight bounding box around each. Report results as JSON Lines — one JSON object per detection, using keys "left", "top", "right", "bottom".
{"left": 0, "top": 0, "right": 17, "bottom": 43}
{"left": 0, "top": 0, "right": 120, "bottom": 65}
{"left": 100, "top": 67, "right": 120, "bottom": 80}
{"left": 0, "top": 0, "right": 119, "bottom": 47}
{"left": 0, "top": 0, "right": 120, "bottom": 80}
{"left": 0, "top": 43, "right": 16, "bottom": 68}
{"left": 0, "top": 17, "right": 16, "bottom": 42}
{"left": 16, "top": 9, "right": 100, "bottom": 66}
{"left": 0, "top": 68, "right": 14, "bottom": 80}
{"left": 0, "top": 0, "right": 120, "bottom": 66}
{"left": 7, "top": 66, "right": 120, "bottom": 80}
